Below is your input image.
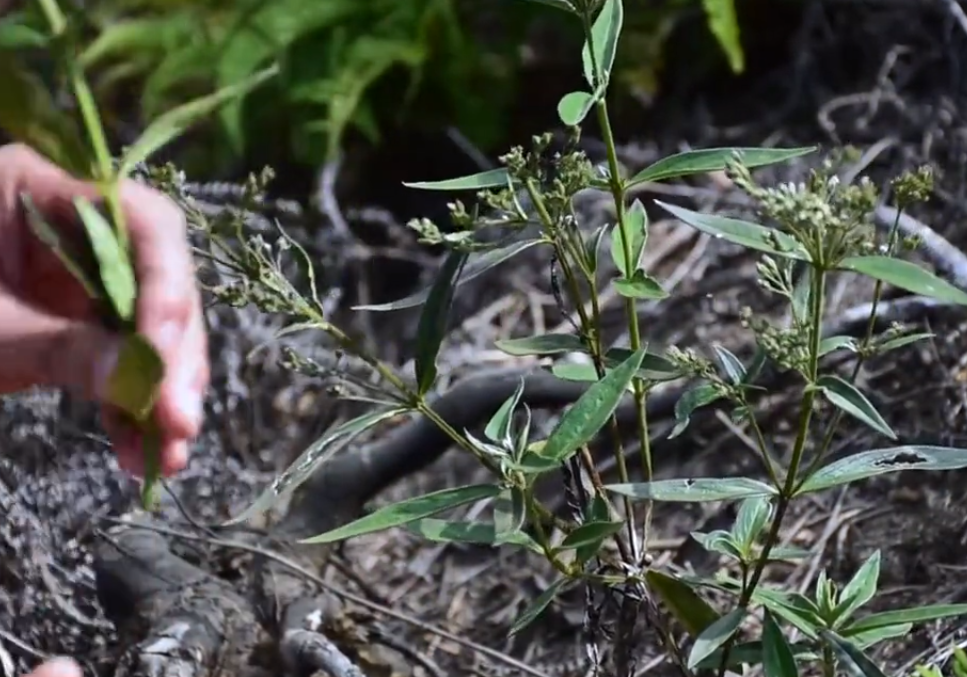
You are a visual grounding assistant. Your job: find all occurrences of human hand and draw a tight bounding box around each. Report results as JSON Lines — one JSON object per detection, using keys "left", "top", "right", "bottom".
{"left": 21, "top": 657, "right": 83, "bottom": 677}
{"left": 0, "top": 143, "right": 209, "bottom": 476}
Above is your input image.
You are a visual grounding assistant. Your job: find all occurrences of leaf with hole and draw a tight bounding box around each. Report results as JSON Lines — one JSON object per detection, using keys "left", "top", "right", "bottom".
{"left": 607, "top": 477, "right": 778, "bottom": 503}
{"left": 495, "top": 333, "right": 586, "bottom": 357}
{"left": 820, "top": 630, "right": 889, "bottom": 677}
{"left": 227, "top": 407, "right": 406, "bottom": 525}
{"left": 816, "top": 375, "right": 896, "bottom": 440}
{"left": 301, "top": 483, "right": 502, "bottom": 544}
{"left": 762, "top": 609, "right": 798, "bottom": 677}
{"left": 557, "top": 90, "right": 595, "bottom": 126}
{"left": 511, "top": 578, "right": 568, "bottom": 635}
{"left": 119, "top": 65, "right": 278, "bottom": 177}
{"left": 404, "top": 167, "right": 511, "bottom": 191}
{"left": 613, "top": 270, "right": 668, "bottom": 300}
{"left": 537, "top": 348, "right": 645, "bottom": 463}
{"left": 657, "top": 201, "right": 810, "bottom": 261}
{"left": 610, "top": 199, "right": 648, "bottom": 277}
{"left": 796, "top": 446, "right": 967, "bottom": 495}
{"left": 627, "top": 146, "right": 815, "bottom": 186}
{"left": 840, "top": 256, "right": 967, "bottom": 306}
{"left": 670, "top": 383, "right": 722, "bottom": 438}
{"left": 485, "top": 378, "right": 526, "bottom": 444}
{"left": 687, "top": 607, "right": 746, "bottom": 669}
{"left": 415, "top": 250, "right": 467, "bottom": 394}
{"left": 646, "top": 569, "right": 720, "bottom": 637}
{"left": 404, "top": 518, "right": 539, "bottom": 551}
{"left": 581, "top": 0, "right": 623, "bottom": 87}
{"left": 354, "top": 238, "right": 543, "bottom": 311}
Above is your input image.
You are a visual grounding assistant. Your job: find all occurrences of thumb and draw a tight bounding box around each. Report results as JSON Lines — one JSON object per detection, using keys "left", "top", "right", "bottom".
{"left": 0, "top": 294, "right": 120, "bottom": 401}
{"left": 23, "top": 658, "right": 83, "bottom": 677}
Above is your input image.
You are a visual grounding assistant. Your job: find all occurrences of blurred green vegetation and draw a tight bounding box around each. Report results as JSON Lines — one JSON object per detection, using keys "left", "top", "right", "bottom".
{"left": 0, "top": 0, "right": 756, "bottom": 179}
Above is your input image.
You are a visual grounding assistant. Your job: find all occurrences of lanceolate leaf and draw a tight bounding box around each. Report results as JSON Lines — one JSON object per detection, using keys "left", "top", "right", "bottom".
{"left": 581, "top": 0, "right": 623, "bottom": 88}
{"left": 606, "top": 477, "right": 778, "bottom": 503}
{"left": 840, "top": 256, "right": 967, "bottom": 306}
{"left": 670, "top": 383, "right": 722, "bottom": 438}
{"left": 796, "top": 446, "right": 967, "bottom": 495}
{"left": 657, "top": 201, "right": 810, "bottom": 261}
{"left": 72, "top": 197, "right": 137, "bottom": 323}
{"left": 762, "top": 610, "right": 799, "bottom": 677}
{"left": 646, "top": 569, "right": 720, "bottom": 637}
{"left": 403, "top": 167, "right": 511, "bottom": 191}
{"left": 687, "top": 607, "right": 745, "bottom": 669}
{"left": 414, "top": 250, "right": 468, "bottom": 393}
{"left": 816, "top": 375, "right": 896, "bottom": 440}
{"left": 610, "top": 199, "right": 648, "bottom": 277}
{"left": 538, "top": 347, "right": 646, "bottom": 462}
{"left": 558, "top": 520, "right": 625, "bottom": 550}
{"left": 510, "top": 578, "right": 568, "bottom": 635}
{"left": 227, "top": 407, "right": 406, "bottom": 525}
{"left": 485, "top": 378, "right": 526, "bottom": 443}
{"left": 495, "top": 333, "right": 585, "bottom": 356}
{"left": 627, "top": 147, "right": 815, "bottom": 186}
{"left": 354, "top": 238, "right": 543, "bottom": 311}
{"left": 841, "top": 604, "right": 967, "bottom": 636}
{"left": 833, "top": 550, "right": 880, "bottom": 627}
{"left": 301, "top": 483, "right": 502, "bottom": 544}
{"left": 702, "top": 0, "right": 744, "bottom": 74}
{"left": 820, "top": 630, "right": 889, "bottom": 677}
{"left": 404, "top": 518, "right": 540, "bottom": 550}
{"left": 119, "top": 64, "right": 279, "bottom": 177}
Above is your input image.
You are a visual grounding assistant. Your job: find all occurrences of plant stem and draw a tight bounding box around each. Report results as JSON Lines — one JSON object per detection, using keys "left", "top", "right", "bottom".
{"left": 716, "top": 266, "right": 828, "bottom": 676}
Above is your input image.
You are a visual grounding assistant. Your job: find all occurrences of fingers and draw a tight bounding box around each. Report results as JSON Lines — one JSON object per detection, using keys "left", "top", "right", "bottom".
{"left": 0, "top": 294, "right": 119, "bottom": 400}
{"left": 118, "top": 180, "right": 209, "bottom": 454}
{"left": 23, "top": 657, "right": 82, "bottom": 677}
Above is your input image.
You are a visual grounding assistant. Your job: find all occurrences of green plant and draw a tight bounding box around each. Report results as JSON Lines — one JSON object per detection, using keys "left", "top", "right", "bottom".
{"left": 169, "top": 0, "right": 967, "bottom": 675}
{"left": 1, "top": 0, "right": 277, "bottom": 508}
{"left": 916, "top": 646, "right": 967, "bottom": 677}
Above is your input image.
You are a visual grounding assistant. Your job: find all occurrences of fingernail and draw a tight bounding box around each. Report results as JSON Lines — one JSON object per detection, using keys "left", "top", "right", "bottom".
{"left": 91, "top": 337, "right": 121, "bottom": 402}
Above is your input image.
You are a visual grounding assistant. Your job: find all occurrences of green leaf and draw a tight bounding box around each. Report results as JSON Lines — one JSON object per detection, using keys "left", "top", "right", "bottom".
{"left": 694, "top": 641, "right": 818, "bottom": 670}
{"left": 846, "top": 623, "right": 912, "bottom": 649}
{"left": 877, "top": 332, "right": 934, "bottom": 352}
{"left": 0, "top": 20, "right": 48, "bottom": 49}
{"left": 702, "top": 0, "right": 744, "bottom": 74}
{"left": 510, "top": 578, "right": 568, "bottom": 635}
{"left": 301, "top": 483, "right": 502, "bottom": 544}
{"left": 627, "top": 147, "right": 815, "bottom": 186}
{"left": 796, "top": 446, "right": 967, "bottom": 495}
{"left": 495, "top": 333, "right": 585, "bottom": 356}
{"left": 493, "top": 487, "right": 527, "bottom": 543}
{"left": 656, "top": 201, "right": 810, "bottom": 261}
{"left": 403, "top": 167, "right": 511, "bottom": 191}
{"left": 538, "top": 347, "right": 646, "bottom": 462}
{"left": 581, "top": 0, "right": 623, "bottom": 87}
{"left": 613, "top": 270, "right": 668, "bottom": 300}
{"left": 585, "top": 224, "right": 609, "bottom": 274}
{"left": 550, "top": 363, "right": 601, "bottom": 383}
{"left": 687, "top": 607, "right": 745, "bottom": 669}
{"left": 605, "top": 346, "right": 683, "bottom": 381}
{"left": 354, "top": 239, "right": 543, "bottom": 311}
{"left": 610, "top": 199, "right": 648, "bottom": 277}
{"left": 816, "top": 375, "right": 896, "bottom": 440}
{"left": 712, "top": 345, "right": 746, "bottom": 385}
{"left": 833, "top": 550, "right": 880, "bottom": 627}
{"left": 485, "top": 378, "right": 526, "bottom": 444}
{"left": 762, "top": 610, "right": 798, "bottom": 677}
{"left": 646, "top": 569, "right": 721, "bottom": 636}
{"left": 20, "top": 194, "right": 100, "bottom": 299}
{"left": 692, "top": 529, "right": 744, "bottom": 560}
{"left": 840, "top": 256, "right": 967, "bottom": 306}
{"left": 606, "top": 477, "right": 778, "bottom": 503}
{"left": 819, "top": 335, "right": 858, "bottom": 356}
{"left": 404, "top": 518, "right": 539, "bottom": 550}
{"left": 558, "top": 520, "right": 625, "bottom": 550}
{"left": 414, "top": 250, "right": 467, "bottom": 394}
{"left": 842, "top": 604, "right": 967, "bottom": 636}
{"left": 118, "top": 64, "right": 279, "bottom": 178}
{"left": 732, "top": 496, "right": 772, "bottom": 551}
{"left": 557, "top": 90, "right": 595, "bottom": 126}
{"left": 72, "top": 197, "right": 137, "bottom": 323}
{"left": 226, "top": 407, "right": 406, "bottom": 525}
{"left": 820, "top": 630, "right": 890, "bottom": 677}
{"left": 105, "top": 333, "right": 166, "bottom": 423}
{"left": 670, "top": 383, "right": 722, "bottom": 438}
{"left": 751, "top": 588, "right": 824, "bottom": 639}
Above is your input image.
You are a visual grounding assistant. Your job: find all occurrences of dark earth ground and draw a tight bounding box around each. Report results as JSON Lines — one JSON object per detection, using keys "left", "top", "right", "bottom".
{"left": 9, "top": 1, "right": 967, "bottom": 676}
